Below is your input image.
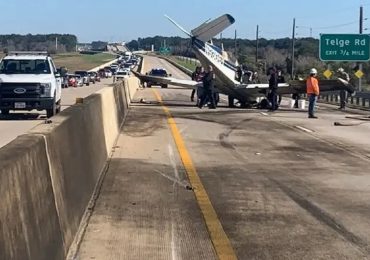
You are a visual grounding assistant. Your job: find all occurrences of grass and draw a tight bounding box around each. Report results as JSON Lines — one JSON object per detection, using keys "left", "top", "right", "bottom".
{"left": 53, "top": 52, "right": 116, "bottom": 72}
{"left": 0, "top": 52, "right": 115, "bottom": 72}
{"left": 171, "top": 56, "right": 198, "bottom": 72}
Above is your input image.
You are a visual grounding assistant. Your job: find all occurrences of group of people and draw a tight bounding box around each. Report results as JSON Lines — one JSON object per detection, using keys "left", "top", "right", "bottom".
{"left": 189, "top": 63, "right": 350, "bottom": 117}
{"left": 191, "top": 65, "right": 218, "bottom": 109}
{"left": 235, "top": 65, "right": 259, "bottom": 83}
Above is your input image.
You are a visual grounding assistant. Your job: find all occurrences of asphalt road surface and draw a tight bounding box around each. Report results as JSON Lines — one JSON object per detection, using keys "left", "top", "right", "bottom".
{"left": 0, "top": 78, "right": 114, "bottom": 148}
{"left": 76, "top": 56, "right": 370, "bottom": 259}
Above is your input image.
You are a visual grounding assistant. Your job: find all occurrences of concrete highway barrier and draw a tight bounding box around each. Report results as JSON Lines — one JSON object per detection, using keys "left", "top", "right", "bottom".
{"left": 0, "top": 78, "right": 139, "bottom": 259}
{"left": 0, "top": 135, "right": 64, "bottom": 260}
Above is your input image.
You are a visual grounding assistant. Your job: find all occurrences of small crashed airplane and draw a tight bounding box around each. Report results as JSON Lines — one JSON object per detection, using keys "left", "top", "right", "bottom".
{"left": 133, "top": 14, "right": 355, "bottom": 108}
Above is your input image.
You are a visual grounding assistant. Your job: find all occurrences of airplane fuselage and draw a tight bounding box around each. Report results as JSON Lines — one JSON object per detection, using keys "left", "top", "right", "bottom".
{"left": 191, "top": 38, "right": 259, "bottom": 103}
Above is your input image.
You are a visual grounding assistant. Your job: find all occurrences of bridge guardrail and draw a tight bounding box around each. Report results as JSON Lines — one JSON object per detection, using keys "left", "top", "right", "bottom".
{"left": 318, "top": 91, "right": 370, "bottom": 110}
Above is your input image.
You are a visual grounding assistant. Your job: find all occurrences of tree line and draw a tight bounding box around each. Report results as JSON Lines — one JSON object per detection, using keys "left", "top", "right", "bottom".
{"left": 0, "top": 34, "right": 78, "bottom": 54}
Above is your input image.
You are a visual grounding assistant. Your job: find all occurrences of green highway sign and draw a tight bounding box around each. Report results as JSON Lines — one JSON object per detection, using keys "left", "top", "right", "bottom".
{"left": 320, "top": 34, "right": 370, "bottom": 61}
{"left": 159, "top": 47, "right": 171, "bottom": 55}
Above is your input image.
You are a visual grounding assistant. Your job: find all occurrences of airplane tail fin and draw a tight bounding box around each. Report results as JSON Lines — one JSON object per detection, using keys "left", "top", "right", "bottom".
{"left": 164, "top": 15, "right": 192, "bottom": 37}
{"left": 191, "top": 14, "right": 235, "bottom": 42}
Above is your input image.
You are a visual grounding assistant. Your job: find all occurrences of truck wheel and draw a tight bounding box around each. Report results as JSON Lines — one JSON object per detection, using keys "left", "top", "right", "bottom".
{"left": 1, "top": 109, "right": 9, "bottom": 115}
{"left": 46, "top": 103, "right": 56, "bottom": 118}
{"left": 162, "top": 84, "right": 168, "bottom": 88}
{"left": 86, "top": 83, "right": 90, "bottom": 86}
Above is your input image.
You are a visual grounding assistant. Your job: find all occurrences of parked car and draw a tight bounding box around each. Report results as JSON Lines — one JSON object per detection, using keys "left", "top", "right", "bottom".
{"left": 145, "top": 68, "right": 171, "bottom": 88}
{"left": 74, "top": 70, "right": 90, "bottom": 86}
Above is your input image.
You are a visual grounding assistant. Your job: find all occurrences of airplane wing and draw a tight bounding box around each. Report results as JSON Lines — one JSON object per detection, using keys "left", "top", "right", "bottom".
{"left": 132, "top": 70, "right": 201, "bottom": 89}
{"left": 234, "top": 79, "right": 355, "bottom": 96}
{"left": 133, "top": 70, "right": 356, "bottom": 98}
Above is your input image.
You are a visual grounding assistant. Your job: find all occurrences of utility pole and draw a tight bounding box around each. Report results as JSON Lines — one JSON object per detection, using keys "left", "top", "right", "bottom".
{"left": 55, "top": 37, "right": 58, "bottom": 52}
{"left": 234, "top": 30, "right": 237, "bottom": 60}
{"left": 291, "top": 18, "right": 296, "bottom": 79}
{"left": 310, "top": 28, "right": 312, "bottom": 38}
{"left": 359, "top": 6, "right": 363, "bottom": 92}
{"left": 256, "top": 25, "right": 259, "bottom": 63}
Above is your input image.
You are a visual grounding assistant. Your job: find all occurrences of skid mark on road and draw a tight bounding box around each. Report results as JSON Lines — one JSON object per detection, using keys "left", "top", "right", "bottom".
{"left": 153, "top": 89, "right": 237, "bottom": 260}
{"left": 272, "top": 179, "right": 370, "bottom": 255}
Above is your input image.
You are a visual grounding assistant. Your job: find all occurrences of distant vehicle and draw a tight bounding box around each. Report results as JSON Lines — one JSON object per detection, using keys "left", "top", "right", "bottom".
{"left": 57, "top": 67, "right": 69, "bottom": 88}
{"left": 0, "top": 51, "right": 62, "bottom": 118}
{"left": 74, "top": 70, "right": 90, "bottom": 86}
{"left": 116, "top": 70, "right": 130, "bottom": 80}
{"left": 67, "top": 74, "right": 77, "bottom": 87}
{"left": 88, "top": 71, "right": 100, "bottom": 82}
{"left": 104, "top": 67, "right": 113, "bottom": 78}
{"left": 145, "top": 68, "right": 171, "bottom": 88}
{"left": 86, "top": 72, "right": 96, "bottom": 84}
{"left": 124, "top": 61, "right": 135, "bottom": 69}
{"left": 74, "top": 75, "right": 84, "bottom": 87}
{"left": 98, "top": 68, "right": 107, "bottom": 78}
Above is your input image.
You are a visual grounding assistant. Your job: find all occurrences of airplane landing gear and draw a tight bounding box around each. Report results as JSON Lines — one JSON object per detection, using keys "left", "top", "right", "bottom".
{"left": 228, "top": 96, "right": 235, "bottom": 108}
{"left": 258, "top": 98, "right": 269, "bottom": 109}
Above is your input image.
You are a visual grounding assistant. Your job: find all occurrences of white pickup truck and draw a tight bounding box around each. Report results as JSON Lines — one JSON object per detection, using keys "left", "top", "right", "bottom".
{"left": 0, "top": 51, "right": 62, "bottom": 118}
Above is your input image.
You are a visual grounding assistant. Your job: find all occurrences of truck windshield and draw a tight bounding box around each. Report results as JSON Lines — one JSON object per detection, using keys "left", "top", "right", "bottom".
{"left": 0, "top": 59, "right": 51, "bottom": 74}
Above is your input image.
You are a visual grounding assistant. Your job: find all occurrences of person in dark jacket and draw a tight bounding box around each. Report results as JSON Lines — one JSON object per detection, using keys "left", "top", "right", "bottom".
{"left": 199, "top": 65, "right": 216, "bottom": 109}
{"left": 277, "top": 69, "right": 285, "bottom": 105}
{"left": 268, "top": 67, "right": 278, "bottom": 111}
{"left": 337, "top": 68, "right": 350, "bottom": 109}
{"left": 191, "top": 66, "right": 204, "bottom": 102}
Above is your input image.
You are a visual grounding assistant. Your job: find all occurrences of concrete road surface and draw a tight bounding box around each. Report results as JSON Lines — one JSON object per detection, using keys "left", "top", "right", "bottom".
{"left": 75, "top": 56, "right": 370, "bottom": 259}
{"left": 0, "top": 78, "right": 114, "bottom": 148}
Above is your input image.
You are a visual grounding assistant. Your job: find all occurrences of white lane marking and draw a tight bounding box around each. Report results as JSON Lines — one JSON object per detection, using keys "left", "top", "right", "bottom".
{"left": 260, "top": 112, "right": 268, "bottom": 116}
{"left": 171, "top": 222, "right": 179, "bottom": 260}
{"left": 295, "top": 125, "right": 314, "bottom": 133}
{"left": 168, "top": 144, "right": 180, "bottom": 189}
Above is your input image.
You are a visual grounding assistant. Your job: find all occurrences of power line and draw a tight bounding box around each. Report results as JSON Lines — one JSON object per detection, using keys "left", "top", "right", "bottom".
{"left": 314, "top": 21, "right": 358, "bottom": 29}
{"left": 297, "top": 21, "right": 357, "bottom": 30}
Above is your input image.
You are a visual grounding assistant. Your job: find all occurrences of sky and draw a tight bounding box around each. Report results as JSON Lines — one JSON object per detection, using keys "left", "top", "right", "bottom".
{"left": 0, "top": 0, "right": 369, "bottom": 43}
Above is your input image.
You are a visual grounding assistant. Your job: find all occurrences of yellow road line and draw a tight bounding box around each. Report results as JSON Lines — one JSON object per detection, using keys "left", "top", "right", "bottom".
{"left": 153, "top": 90, "right": 237, "bottom": 260}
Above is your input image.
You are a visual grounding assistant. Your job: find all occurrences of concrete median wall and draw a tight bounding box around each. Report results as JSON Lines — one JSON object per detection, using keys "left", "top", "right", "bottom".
{"left": 0, "top": 78, "right": 139, "bottom": 259}
{"left": 0, "top": 135, "right": 64, "bottom": 260}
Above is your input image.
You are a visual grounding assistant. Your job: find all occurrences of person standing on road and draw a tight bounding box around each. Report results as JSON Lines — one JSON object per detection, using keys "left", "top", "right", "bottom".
{"left": 268, "top": 67, "right": 278, "bottom": 111}
{"left": 277, "top": 69, "right": 285, "bottom": 106}
{"left": 337, "top": 67, "right": 350, "bottom": 110}
{"left": 190, "top": 66, "right": 204, "bottom": 102}
{"left": 199, "top": 65, "right": 216, "bottom": 109}
{"left": 306, "top": 68, "right": 320, "bottom": 118}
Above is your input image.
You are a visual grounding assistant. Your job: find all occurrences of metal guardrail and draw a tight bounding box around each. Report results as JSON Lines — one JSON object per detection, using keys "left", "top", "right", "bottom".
{"left": 318, "top": 91, "right": 370, "bottom": 110}
{"left": 159, "top": 54, "right": 370, "bottom": 110}
{"left": 158, "top": 56, "right": 193, "bottom": 76}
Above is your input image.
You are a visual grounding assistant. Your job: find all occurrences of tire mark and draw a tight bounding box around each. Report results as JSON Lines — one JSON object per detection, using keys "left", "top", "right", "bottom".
{"left": 272, "top": 178, "right": 370, "bottom": 255}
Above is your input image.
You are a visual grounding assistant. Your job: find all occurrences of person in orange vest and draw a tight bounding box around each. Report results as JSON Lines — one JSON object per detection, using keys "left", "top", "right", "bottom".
{"left": 306, "top": 68, "right": 320, "bottom": 118}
